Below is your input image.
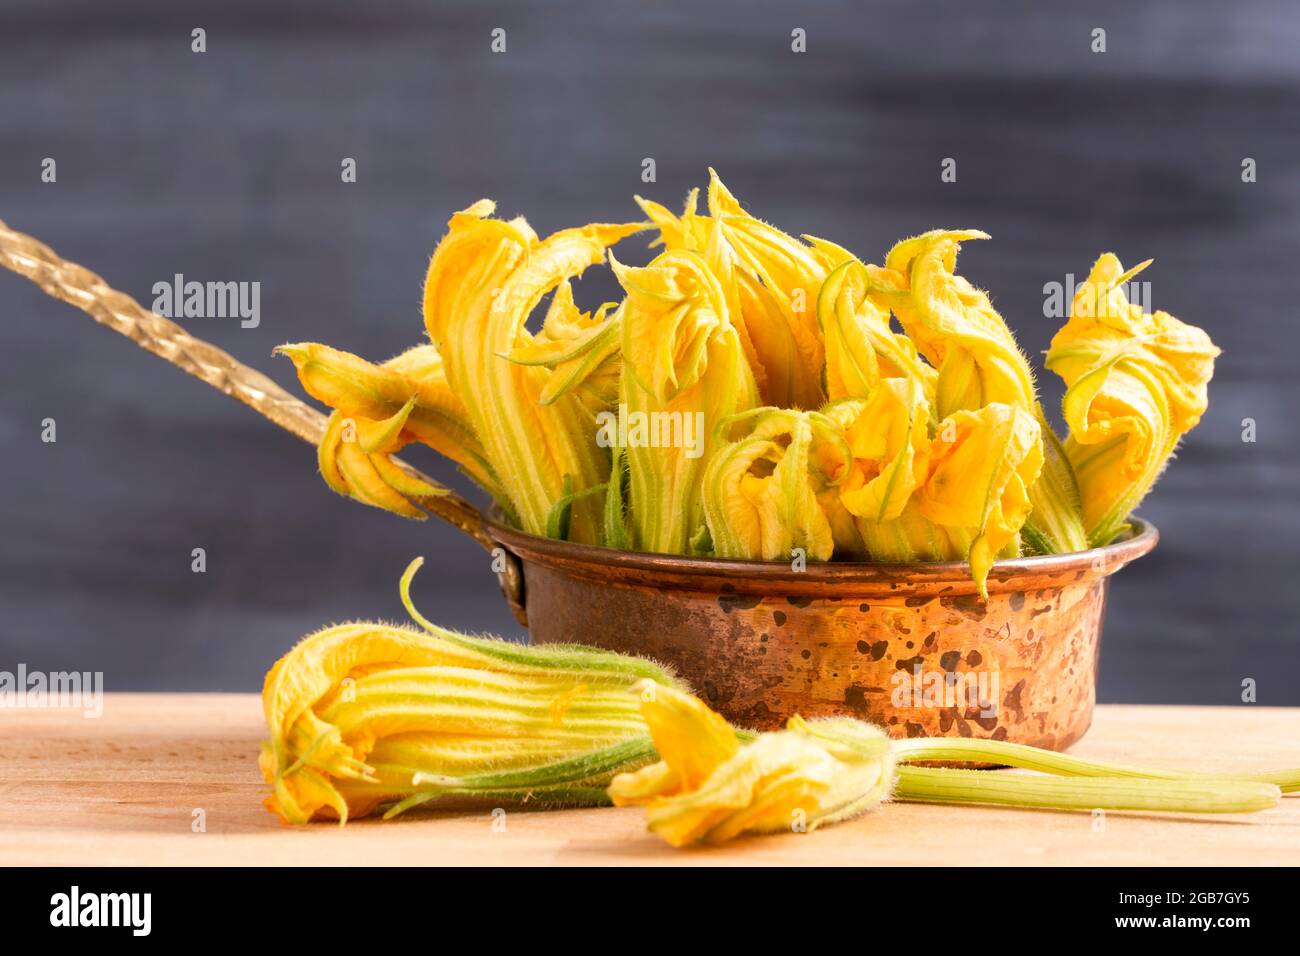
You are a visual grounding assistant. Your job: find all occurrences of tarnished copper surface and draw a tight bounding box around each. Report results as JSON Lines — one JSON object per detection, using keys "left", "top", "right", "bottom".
{"left": 487, "top": 519, "right": 1158, "bottom": 747}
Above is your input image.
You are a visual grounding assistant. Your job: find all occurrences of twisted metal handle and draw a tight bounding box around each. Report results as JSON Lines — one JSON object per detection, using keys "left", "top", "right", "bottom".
{"left": 0, "top": 216, "right": 500, "bottom": 558}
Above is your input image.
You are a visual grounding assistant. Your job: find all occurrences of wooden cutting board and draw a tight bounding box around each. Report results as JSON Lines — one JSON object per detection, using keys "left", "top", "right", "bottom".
{"left": 1, "top": 695, "right": 1296, "bottom": 866}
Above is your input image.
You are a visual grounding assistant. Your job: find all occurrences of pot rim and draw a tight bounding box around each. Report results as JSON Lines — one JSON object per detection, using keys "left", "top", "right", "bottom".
{"left": 484, "top": 514, "right": 1158, "bottom": 597}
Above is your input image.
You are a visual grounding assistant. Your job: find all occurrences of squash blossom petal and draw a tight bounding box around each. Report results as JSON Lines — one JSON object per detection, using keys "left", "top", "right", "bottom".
{"left": 818, "top": 259, "right": 938, "bottom": 402}
{"left": 261, "top": 560, "right": 680, "bottom": 825}
{"left": 703, "top": 170, "right": 834, "bottom": 409}
{"left": 609, "top": 682, "right": 895, "bottom": 847}
{"left": 637, "top": 191, "right": 775, "bottom": 404}
{"left": 884, "top": 229, "right": 1035, "bottom": 418}
{"left": 641, "top": 172, "right": 836, "bottom": 409}
{"left": 276, "top": 342, "right": 500, "bottom": 513}
{"left": 819, "top": 387, "right": 946, "bottom": 565}
{"left": 500, "top": 283, "right": 622, "bottom": 404}
{"left": 422, "top": 202, "right": 644, "bottom": 543}
{"left": 1047, "top": 254, "right": 1220, "bottom": 546}
{"left": 612, "top": 250, "right": 760, "bottom": 554}
{"left": 876, "top": 233, "right": 1083, "bottom": 554}
{"left": 832, "top": 380, "right": 931, "bottom": 523}
{"left": 701, "top": 408, "right": 849, "bottom": 561}
{"left": 919, "top": 403, "right": 1044, "bottom": 597}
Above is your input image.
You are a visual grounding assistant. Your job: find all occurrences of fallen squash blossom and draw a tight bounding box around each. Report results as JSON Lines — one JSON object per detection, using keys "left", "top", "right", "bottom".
{"left": 260, "top": 559, "right": 679, "bottom": 825}
{"left": 609, "top": 681, "right": 895, "bottom": 846}
{"left": 610, "top": 680, "right": 1290, "bottom": 848}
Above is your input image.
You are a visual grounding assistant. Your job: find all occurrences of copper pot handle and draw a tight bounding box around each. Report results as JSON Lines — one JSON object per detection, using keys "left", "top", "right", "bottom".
{"left": 0, "top": 216, "right": 529, "bottom": 619}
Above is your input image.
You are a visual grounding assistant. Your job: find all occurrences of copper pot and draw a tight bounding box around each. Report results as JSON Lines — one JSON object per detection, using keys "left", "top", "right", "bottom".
{"left": 486, "top": 518, "right": 1157, "bottom": 746}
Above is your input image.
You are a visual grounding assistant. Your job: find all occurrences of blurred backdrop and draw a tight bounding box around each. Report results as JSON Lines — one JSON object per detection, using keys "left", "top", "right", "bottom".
{"left": 1, "top": 0, "right": 1297, "bottom": 702}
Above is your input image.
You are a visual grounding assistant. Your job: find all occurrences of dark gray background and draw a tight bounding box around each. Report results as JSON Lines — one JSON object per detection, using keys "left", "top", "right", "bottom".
{"left": 1, "top": 1, "right": 1296, "bottom": 702}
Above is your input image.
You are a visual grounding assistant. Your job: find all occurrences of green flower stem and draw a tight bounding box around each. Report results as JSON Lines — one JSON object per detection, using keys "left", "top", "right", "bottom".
{"left": 891, "top": 737, "right": 1300, "bottom": 793}
{"left": 377, "top": 738, "right": 659, "bottom": 819}
{"left": 893, "top": 766, "right": 1281, "bottom": 814}
{"left": 400, "top": 558, "right": 680, "bottom": 685}
{"left": 408, "top": 738, "right": 658, "bottom": 793}
{"left": 384, "top": 786, "right": 614, "bottom": 819}
{"left": 1022, "top": 405, "right": 1089, "bottom": 554}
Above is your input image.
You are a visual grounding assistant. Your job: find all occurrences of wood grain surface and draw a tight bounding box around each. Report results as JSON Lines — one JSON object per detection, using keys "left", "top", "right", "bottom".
{"left": 1, "top": 695, "right": 1296, "bottom": 866}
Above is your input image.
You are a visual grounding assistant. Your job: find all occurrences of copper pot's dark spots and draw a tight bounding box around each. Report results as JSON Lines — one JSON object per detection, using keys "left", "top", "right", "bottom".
{"left": 942, "top": 593, "right": 989, "bottom": 619}
{"left": 718, "top": 593, "right": 761, "bottom": 614}
{"left": 844, "top": 684, "right": 871, "bottom": 712}
{"left": 1004, "top": 679, "right": 1027, "bottom": 718}
{"left": 896, "top": 654, "right": 924, "bottom": 672}
{"left": 484, "top": 516, "right": 1158, "bottom": 747}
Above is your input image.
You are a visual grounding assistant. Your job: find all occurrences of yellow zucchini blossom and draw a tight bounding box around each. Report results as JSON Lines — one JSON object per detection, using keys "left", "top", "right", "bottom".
{"left": 817, "top": 259, "right": 938, "bottom": 403}
{"left": 272, "top": 175, "right": 1219, "bottom": 583}
{"left": 824, "top": 380, "right": 938, "bottom": 562}
{"left": 500, "top": 281, "right": 623, "bottom": 412}
{"left": 276, "top": 342, "right": 497, "bottom": 515}
{"left": 877, "top": 231, "right": 1086, "bottom": 555}
{"left": 609, "top": 681, "right": 896, "bottom": 847}
{"left": 260, "top": 559, "right": 679, "bottom": 824}
{"left": 883, "top": 229, "right": 1035, "bottom": 417}
{"left": 701, "top": 407, "right": 851, "bottom": 562}
{"left": 422, "top": 201, "right": 643, "bottom": 543}
{"left": 1047, "top": 254, "right": 1220, "bottom": 545}
{"left": 612, "top": 249, "right": 759, "bottom": 553}
{"left": 639, "top": 170, "right": 834, "bottom": 409}
{"left": 262, "top": 579, "right": 1289, "bottom": 836}
{"left": 919, "top": 403, "right": 1043, "bottom": 596}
